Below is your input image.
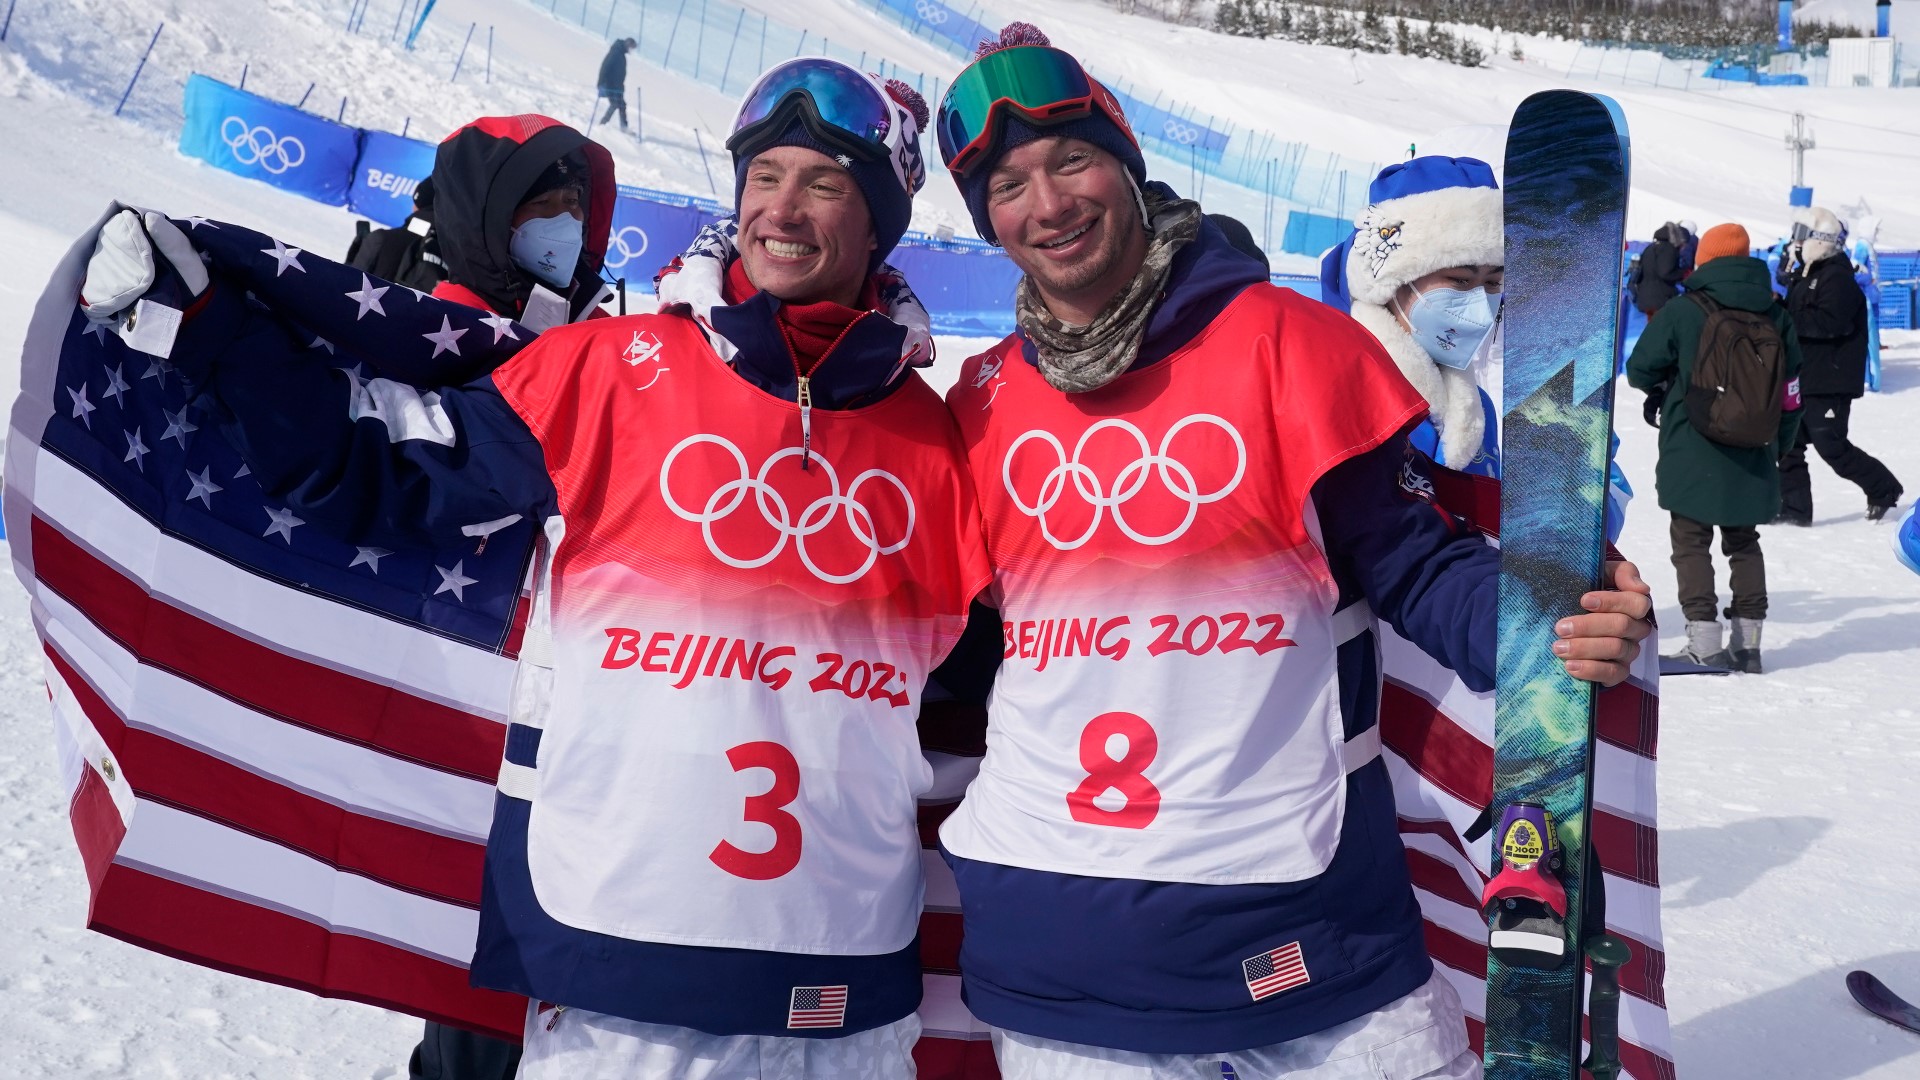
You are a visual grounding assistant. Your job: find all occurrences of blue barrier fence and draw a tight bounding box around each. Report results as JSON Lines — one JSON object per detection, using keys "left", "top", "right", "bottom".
{"left": 178, "top": 74, "right": 1031, "bottom": 337}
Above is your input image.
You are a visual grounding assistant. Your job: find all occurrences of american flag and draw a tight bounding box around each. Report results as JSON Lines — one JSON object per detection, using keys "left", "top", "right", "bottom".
{"left": 7, "top": 208, "right": 539, "bottom": 1041}
{"left": 787, "top": 985, "right": 850, "bottom": 1030}
{"left": 1242, "top": 941, "right": 1312, "bottom": 1001}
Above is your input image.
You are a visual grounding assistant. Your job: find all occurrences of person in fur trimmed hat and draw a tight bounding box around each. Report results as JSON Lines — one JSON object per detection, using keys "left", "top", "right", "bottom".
{"left": 1320, "top": 156, "right": 1503, "bottom": 475}
{"left": 1321, "top": 156, "right": 1633, "bottom": 541}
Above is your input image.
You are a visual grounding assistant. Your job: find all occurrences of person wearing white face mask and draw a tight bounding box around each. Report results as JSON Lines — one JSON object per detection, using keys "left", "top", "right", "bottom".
{"left": 1322, "top": 155, "right": 1633, "bottom": 541}
{"left": 427, "top": 115, "right": 617, "bottom": 331}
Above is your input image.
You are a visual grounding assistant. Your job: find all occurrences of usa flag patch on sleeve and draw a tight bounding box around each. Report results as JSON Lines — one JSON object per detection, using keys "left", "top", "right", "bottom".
{"left": 787, "top": 985, "right": 849, "bottom": 1029}
{"left": 1241, "top": 942, "right": 1311, "bottom": 1001}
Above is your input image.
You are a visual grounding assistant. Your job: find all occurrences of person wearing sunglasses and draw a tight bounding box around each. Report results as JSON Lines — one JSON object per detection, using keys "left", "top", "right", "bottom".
{"left": 77, "top": 62, "right": 988, "bottom": 1080}
{"left": 928, "top": 23, "right": 1654, "bottom": 1079}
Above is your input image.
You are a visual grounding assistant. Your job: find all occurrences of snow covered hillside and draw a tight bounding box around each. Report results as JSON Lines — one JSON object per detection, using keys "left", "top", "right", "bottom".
{"left": 4, "top": 0, "right": 1920, "bottom": 1076}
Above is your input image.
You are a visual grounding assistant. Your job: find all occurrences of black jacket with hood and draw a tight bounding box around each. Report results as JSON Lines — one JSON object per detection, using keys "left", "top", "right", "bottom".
{"left": 429, "top": 115, "right": 616, "bottom": 322}
{"left": 1785, "top": 251, "right": 1870, "bottom": 398}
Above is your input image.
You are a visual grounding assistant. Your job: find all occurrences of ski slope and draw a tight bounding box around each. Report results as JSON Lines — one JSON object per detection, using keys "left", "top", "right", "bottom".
{"left": 4, "top": 0, "right": 1920, "bottom": 1076}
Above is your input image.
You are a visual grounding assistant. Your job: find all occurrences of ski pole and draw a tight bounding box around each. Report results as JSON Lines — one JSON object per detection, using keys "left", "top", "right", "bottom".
{"left": 0, "top": 0, "right": 18, "bottom": 42}
{"left": 694, "top": 127, "right": 718, "bottom": 197}
{"left": 1581, "top": 934, "right": 1631, "bottom": 1080}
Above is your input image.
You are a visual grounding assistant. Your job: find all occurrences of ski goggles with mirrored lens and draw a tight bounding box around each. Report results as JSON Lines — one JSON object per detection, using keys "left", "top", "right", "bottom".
{"left": 730, "top": 58, "right": 894, "bottom": 162}
{"left": 1791, "top": 221, "right": 1846, "bottom": 245}
{"left": 936, "top": 45, "right": 1137, "bottom": 179}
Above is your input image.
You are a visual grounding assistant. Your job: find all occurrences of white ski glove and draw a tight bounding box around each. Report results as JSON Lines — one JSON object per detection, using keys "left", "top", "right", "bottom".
{"left": 79, "top": 208, "right": 210, "bottom": 357}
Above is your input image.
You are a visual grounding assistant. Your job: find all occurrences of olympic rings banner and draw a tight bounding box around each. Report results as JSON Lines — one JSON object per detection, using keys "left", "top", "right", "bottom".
{"left": 180, "top": 74, "right": 362, "bottom": 206}
{"left": 350, "top": 131, "right": 438, "bottom": 227}
{"left": 872, "top": 0, "right": 995, "bottom": 60}
{"left": 606, "top": 186, "right": 730, "bottom": 279}
{"left": 1107, "top": 86, "right": 1229, "bottom": 164}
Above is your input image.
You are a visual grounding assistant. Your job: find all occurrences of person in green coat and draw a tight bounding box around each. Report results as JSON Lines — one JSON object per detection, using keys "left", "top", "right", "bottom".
{"left": 1626, "top": 223, "right": 1804, "bottom": 674}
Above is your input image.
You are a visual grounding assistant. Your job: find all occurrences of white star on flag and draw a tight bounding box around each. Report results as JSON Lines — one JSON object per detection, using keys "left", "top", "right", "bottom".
{"left": 261, "top": 239, "right": 306, "bottom": 277}
{"left": 68, "top": 385, "right": 96, "bottom": 429}
{"left": 434, "top": 560, "right": 478, "bottom": 601}
{"left": 123, "top": 428, "right": 150, "bottom": 470}
{"left": 262, "top": 505, "right": 305, "bottom": 543}
{"left": 142, "top": 356, "right": 175, "bottom": 387}
{"left": 161, "top": 406, "right": 199, "bottom": 448}
{"left": 310, "top": 335, "right": 336, "bottom": 353}
{"left": 184, "top": 466, "right": 223, "bottom": 507}
{"left": 479, "top": 312, "right": 520, "bottom": 344}
{"left": 235, "top": 462, "right": 252, "bottom": 478}
{"left": 338, "top": 363, "right": 370, "bottom": 395}
{"left": 84, "top": 320, "right": 112, "bottom": 344}
{"left": 186, "top": 216, "right": 219, "bottom": 230}
{"left": 423, "top": 315, "right": 468, "bottom": 359}
{"left": 350, "top": 547, "right": 393, "bottom": 573}
{"left": 102, "top": 363, "right": 131, "bottom": 405}
{"left": 345, "top": 275, "right": 389, "bottom": 320}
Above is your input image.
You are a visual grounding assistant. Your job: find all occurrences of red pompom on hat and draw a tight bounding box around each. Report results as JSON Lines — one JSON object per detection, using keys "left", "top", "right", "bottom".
{"left": 883, "top": 78, "right": 929, "bottom": 135}
{"left": 976, "top": 21, "right": 1052, "bottom": 57}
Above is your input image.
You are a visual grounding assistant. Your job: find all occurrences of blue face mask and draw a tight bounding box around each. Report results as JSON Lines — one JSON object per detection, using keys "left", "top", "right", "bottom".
{"left": 1397, "top": 285, "right": 1500, "bottom": 369}
{"left": 509, "top": 212, "right": 585, "bottom": 289}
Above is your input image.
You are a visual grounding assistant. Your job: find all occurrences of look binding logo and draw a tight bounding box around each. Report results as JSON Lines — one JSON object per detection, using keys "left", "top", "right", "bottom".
{"left": 660, "top": 434, "right": 915, "bottom": 585}
{"left": 1003, "top": 415, "right": 1246, "bottom": 550}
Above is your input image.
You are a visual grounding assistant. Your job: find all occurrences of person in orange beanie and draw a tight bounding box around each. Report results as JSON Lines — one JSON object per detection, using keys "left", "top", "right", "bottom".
{"left": 1627, "top": 220, "right": 1805, "bottom": 673}
{"left": 1693, "top": 222, "right": 1751, "bottom": 267}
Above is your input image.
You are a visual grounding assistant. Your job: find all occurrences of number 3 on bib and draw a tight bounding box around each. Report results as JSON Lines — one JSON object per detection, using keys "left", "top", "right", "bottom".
{"left": 710, "top": 741, "right": 803, "bottom": 880}
{"left": 1066, "top": 712, "right": 1161, "bottom": 829}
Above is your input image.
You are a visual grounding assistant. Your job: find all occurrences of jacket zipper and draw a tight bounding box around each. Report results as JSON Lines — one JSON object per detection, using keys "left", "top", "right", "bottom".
{"left": 779, "top": 311, "right": 874, "bottom": 472}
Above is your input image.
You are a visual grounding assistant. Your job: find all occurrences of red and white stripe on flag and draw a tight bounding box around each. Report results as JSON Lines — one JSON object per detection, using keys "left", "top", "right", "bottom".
{"left": 1242, "top": 941, "right": 1312, "bottom": 1001}
{"left": 1383, "top": 465, "right": 1677, "bottom": 1080}
{"left": 786, "top": 985, "right": 850, "bottom": 1030}
{"left": 8, "top": 217, "right": 527, "bottom": 1042}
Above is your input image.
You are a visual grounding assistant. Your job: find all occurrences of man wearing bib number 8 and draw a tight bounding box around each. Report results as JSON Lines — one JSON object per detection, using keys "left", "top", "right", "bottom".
{"left": 931, "top": 24, "right": 1654, "bottom": 1079}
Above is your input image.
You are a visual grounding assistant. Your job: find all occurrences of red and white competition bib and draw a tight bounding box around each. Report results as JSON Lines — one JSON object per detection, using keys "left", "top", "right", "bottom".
{"left": 942, "top": 285, "right": 1425, "bottom": 885}
{"left": 492, "top": 315, "right": 990, "bottom": 955}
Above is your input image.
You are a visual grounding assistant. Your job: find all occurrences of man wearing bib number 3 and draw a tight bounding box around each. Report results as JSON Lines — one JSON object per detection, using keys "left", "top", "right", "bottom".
{"left": 931, "top": 25, "right": 1654, "bottom": 1079}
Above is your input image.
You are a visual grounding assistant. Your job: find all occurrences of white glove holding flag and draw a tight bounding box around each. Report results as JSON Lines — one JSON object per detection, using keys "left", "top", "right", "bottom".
{"left": 80, "top": 208, "right": 210, "bottom": 356}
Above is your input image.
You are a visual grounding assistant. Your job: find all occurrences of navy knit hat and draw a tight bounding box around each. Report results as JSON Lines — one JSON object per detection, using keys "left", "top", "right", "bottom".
{"left": 947, "top": 24, "right": 1147, "bottom": 245}
{"left": 730, "top": 74, "right": 931, "bottom": 271}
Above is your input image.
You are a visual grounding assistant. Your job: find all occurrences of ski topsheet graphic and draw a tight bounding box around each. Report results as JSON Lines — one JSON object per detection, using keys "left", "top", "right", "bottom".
{"left": 1482, "top": 90, "right": 1631, "bottom": 1079}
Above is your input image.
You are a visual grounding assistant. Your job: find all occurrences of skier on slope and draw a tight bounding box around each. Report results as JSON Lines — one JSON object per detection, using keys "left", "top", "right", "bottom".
{"left": 597, "top": 37, "right": 637, "bottom": 131}
{"left": 77, "top": 61, "right": 994, "bottom": 1079}
{"left": 929, "top": 23, "right": 1653, "bottom": 1078}
{"left": 1318, "top": 155, "right": 1632, "bottom": 541}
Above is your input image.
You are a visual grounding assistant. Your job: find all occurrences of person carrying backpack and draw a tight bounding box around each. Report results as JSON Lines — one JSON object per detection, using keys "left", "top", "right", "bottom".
{"left": 345, "top": 176, "right": 448, "bottom": 294}
{"left": 1628, "top": 223, "right": 1804, "bottom": 673}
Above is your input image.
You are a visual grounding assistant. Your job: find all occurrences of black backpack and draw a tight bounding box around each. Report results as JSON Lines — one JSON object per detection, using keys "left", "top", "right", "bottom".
{"left": 345, "top": 219, "right": 447, "bottom": 295}
{"left": 1683, "top": 292, "right": 1788, "bottom": 448}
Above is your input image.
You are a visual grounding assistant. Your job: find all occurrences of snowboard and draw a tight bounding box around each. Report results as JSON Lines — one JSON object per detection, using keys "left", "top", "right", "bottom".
{"left": 1847, "top": 970, "right": 1920, "bottom": 1036}
{"left": 1482, "top": 90, "right": 1631, "bottom": 1079}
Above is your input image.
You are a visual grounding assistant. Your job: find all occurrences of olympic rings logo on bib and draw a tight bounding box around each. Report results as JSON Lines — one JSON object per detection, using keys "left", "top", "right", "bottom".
{"left": 221, "top": 116, "right": 306, "bottom": 174}
{"left": 660, "top": 434, "right": 915, "bottom": 584}
{"left": 1002, "top": 415, "right": 1245, "bottom": 550}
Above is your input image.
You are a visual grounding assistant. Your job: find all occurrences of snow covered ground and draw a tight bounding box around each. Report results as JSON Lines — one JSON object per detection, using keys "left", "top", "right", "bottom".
{"left": 4, "top": 0, "right": 1920, "bottom": 1075}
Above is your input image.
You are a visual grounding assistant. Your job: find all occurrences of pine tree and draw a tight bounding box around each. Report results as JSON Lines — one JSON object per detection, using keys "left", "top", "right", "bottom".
{"left": 1394, "top": 15, "right": 1411, "bottom": 54}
